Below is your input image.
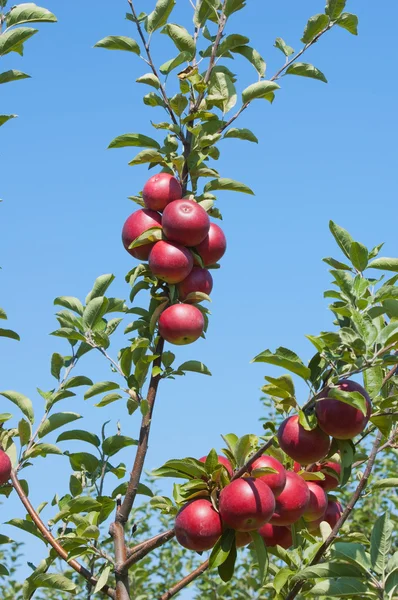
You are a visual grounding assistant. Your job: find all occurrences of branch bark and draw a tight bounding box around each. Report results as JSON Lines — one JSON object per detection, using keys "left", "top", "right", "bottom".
{"left": 159, "top": 560, "right": 209, "bottom": 600}
{"left": 122, "top": 529, "right": 175, "bottom": 571}
{"left": 110, "top": 519, "right": 130, "bottom": 600}
{"left": 11, "top": 471, "right": 115, "bottom": 599}
{"left": 117, "top": 336, "right": 165, "bottom": 525}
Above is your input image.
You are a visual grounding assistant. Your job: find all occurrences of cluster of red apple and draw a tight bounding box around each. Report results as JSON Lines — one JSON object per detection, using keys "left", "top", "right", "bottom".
{"left": 0, "top": 449, "right": 11, "bottom": 485}
{"left": 174, "top": 379, "right": 370, "bottom": 552}
{"left": 122, "top": 173, "right": 226, "bottom": 345}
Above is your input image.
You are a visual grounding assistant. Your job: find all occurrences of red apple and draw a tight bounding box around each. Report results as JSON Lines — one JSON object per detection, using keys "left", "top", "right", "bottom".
{"left": 258, "top": 523, "right": 293, "bottom": 549}
{"left": 316, "top": 380, "right": 371, "bottom": 440}
{"left": 249, "top": 455, "right": 286, "bottom": 498}
{"left": 303, "top": 481, "right": 328, "bottom": 522}
{"left": 175, "top": 498, "right": 222, "bottom": 551}
{"left": 270, "top": 471, "right": 310, "bottom": 526}
{"left": 195, "top": 223, "right": 226, "bottom": 266}
{"left": 277, "top": 415, "right": 330, "bottom": 465}
{"left": 219, "top": 477, "right": 275, "bottom": 532}
{"left": 307, "top": 499, "right": 343, "bottom": 532}
{"left": 235, "top": 531, "right": 252, "bottom": 548}
{"left": 158, "top": 304, "right": 204, "bottom": 345}
{"left": 149, "top": 240, "right": 193, "bottom": 284}
{"left": 310, "top": 461, "right": 341, "bottom": 491}
{"left": 162, "top": 199, "right": 210, "bottom": 247}
{"left": 143, "top": 173, "right": 182, "bottom": 211}
{"left": 199, "top": 455, "right": 233, "bottom": 477}
{"left": 177, "top": 268, "right": 213, "bottom": 303}
{"left": 0, "top": 450, "right": 11, "bottom": 485}
{"left": 121, "top": 209, "right": 162, "bottom": 261}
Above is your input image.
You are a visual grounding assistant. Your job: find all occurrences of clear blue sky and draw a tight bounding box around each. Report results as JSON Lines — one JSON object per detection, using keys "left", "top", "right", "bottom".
{"left": 1, "top": 0, "right": 397, "bottom": 588}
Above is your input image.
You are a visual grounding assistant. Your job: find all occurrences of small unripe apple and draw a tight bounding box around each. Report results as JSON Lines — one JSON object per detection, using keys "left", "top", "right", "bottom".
{"left": 277, "top": 415, "right": 330, "bottom": 465}
{"left": 270, "top": 471, "right": 310, "bottom": 526}
{"left": 258, "top": 523, "right": 293, "bottom": 549}
{"left": 199, "top": 455, "right": 233, "bottom": 477}
{"left": 149, "top": 240, "right": 193, "bottom": 284}
{"left": 307, "top": 499, "right": 343, "bottom": 532}
{"left": 122, "top": 209, "right": 162, "bottom": 261}
{"left": 219, "top": 477, "right": 275, "bottom": 532}
{"left": 310, "top": 461, "right": 341, "bottom": 491}
{"left": 0, "top": 450, "right": 12, "bottom": 485}
{"left": 177, "top": 268, "right": 213, "bottom": 303}
{"left": 316, "top": 379, "right": 371, "bottom": 440}
{"left": 235, "top": 531, "right": 252, "bottom": 548}
{"left": 158, "top": 304, "right": 204, "bottom": 345}
{"left": 249, "top": 455, "right": 286, "bottom": 498}
{"left": 143, "top": 173, "right": 182, "bottom": 211}
{"left": 195, "top": 223, "right": 226, "bottom": 266}
{"left": 162, "top": 199, "right": 210, "bottom": 247}
{"left": 303, "top": 481, "right": 328, "bottom": 522}
{"left": 175, "top": 498, "right": 222, "bottom": 551}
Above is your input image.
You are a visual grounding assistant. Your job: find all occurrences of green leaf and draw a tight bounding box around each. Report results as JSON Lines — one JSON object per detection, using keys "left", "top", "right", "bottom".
{"left": 153, "top": 458, "right": 207, "bottom": 480}
{"left": 50, "top": 353, "right": 64, "bottom": 380}
{"left": 0, "top": 27, "right": 38, "bottom": 56}
{"left": 217, "top": 34, "right": 249, "bottom": 56}
{"left": 323, "top": 257, "right": 353, "bottom": 270}
{"left": 94, "top": 35, "right": 140, "bottom": 54}
{"left": 85, "top": 381, "right": 120, "bottom": 399}
{"left": 307, "top": 578, "right": 372, "bottom": 596}
{"left": 54, "top": 296, "right": 84, "bottom": 315}
{"left": 250, "top": 530, "right": 269, "bottom": 584}
{"left": 274, "top": 37, "right": 294, "bottom": 56}
{"left": 0, "top": 564, "right": 9, "bottom": 576}
{"left": 0, "top": 391, "right": 34, "bottom": 423}
{"left": 0, "top": 114, "right": 17, "bottom": 127}
{"left": 177, "top": 360, "right": 212, "bottom": 375}
{"left": 337, "top": 12, "right": 359, "bottom": 35}
{"left": 193, "top": 0, "right": 219, "bottom": 27}
{"left": 69, "top": 474, "right": 83, "bottom": 496}
{"left": 85, "top": 274, "right": 115, "bottom": 304}
{"left": 377, "top": 322, "right": 398, "bottom": 347}
{"left": 350, "top": 242, "right": 368, "bottom": 272}
{"left": 108, "top": 133, "right": 160, "bottom": 150}
{"left": 329, "top": 221, "right": 354, "bottom": 260}
{"left": 136, "top": 73, "right": 160, "bottom": 89}
{"left": 57, "top": 429, "right": 101, "bottom": 448}
{"left": 301, "top": 14, "right": 330, "bottom": 44}
{"left": 386, "top": 567, "right": 398, "bottom": 597}
{"left": 363, "top": 366, "right": 383, "bottom": 399}
{"left": 285, "top": 62, "right": 327, "bottom": 83}
{"left": 292, "top": 561, "right": 362, "bottom": 581}
{"left": 241, "top": 80, "right": 280, "bottom": 104}
{"left": 24, "top": 443, "right": 63, "bottom": 458}
{"left": 7, "top": 518, "right": 45, "bottom": 540}
{"left": 102, "top": 435, "right": 138, "bottom": 457}
{"left": 325, "top": 0, "right": 346, "bottom": 20}
{"left": 160, "top": 51, "right": 191, "bottom": 75}
{"left": 0, "top": 69, "right": 30, "bottom": 84}
{"left": 327, "top": 388, "right": 368, "bottom": 416}
{"left": 209, "top": 529, "right": 235, "bottom": 568}
{"left": 18, "top": 418, "right": 31, "bottom": 447}
{"left": 83, "top": 297, "right": 109, "bottom": 329}
{"left": 38, "top": 412, "right": 82, "bottom": 438}
{"left": 93, "top": 565, "right": 112, "bottom": 594}
{"left": 336, "top": 439, "right": 355, "bottom": 486}
{"left": 6, "top": 3, "right": 57, "bottom": 26}
{"left": 129, "top": 149, "right": 166, "bottom": 166}
{"left": 67, "top": 452, "right": 100, "bottom": 473}
{"left": 0, "top": 413, "right": 13, "bottom": 423}
{"left": 170, "top": 93, "right": 188, "bottom": 116}
{"left": 146, "top": 0, "right": 176, "bottom": 33}
{"left": 370, "top": 512, "right": 393, "bottom": 575}
{"left": 332, "top": 543, "right": 372, "bottom": 574}
{"left": 223, "top": 128, "right": 258, "bottom": 143}
{"left": 204, "top": 178, "right": 254, "bottom": 195}
{"left": 162, "top": 23, "right": 195, "bottom": 57}
{"left": 235, "top": 434, "right": 258, "bottom": 467}
{"left": 129, "top": 226, "right": 163, "bottom": 249}
{"left": 224, "top": 0, "right": 245, "bottom": 17}
{"left": 252, "top": 347, "right": 311, "bottom": 380}
{"left": 63, "top": 376, "right": 93, "bottom": 390}
{"left": 26, "top": 573, "right": 77, "bottom": 597}
{"left": 368, "top": 257, "right": 398, "bottom": 272}
{"left": 218, "top": 542, "right": 237, "bottom": 582}
{"left": 372, "top": 478, "right": 398, "bottom": 490}
{"left": 0, "top": 328, "right": 20, "bottom": 340}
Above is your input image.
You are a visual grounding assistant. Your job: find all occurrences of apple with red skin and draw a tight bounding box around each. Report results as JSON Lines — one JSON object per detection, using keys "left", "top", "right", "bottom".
{"left": 149, "top": 240, "right": 193, "bottom": 284}
{"left": 249, "top": 455, "right": 286, "bottom": 498}
{"left": 195, "top": 223, "right": 226, "bottom": 266}
{"left": 270, "top": 471, "right": 310, "bottom": 526}
{"left": 175, "top": 498, "right": 222, "bottom": 551}
{"left": 0, "top": 450, "right": 11, "bottom": 485}
{"left": 310, "top": 461, "right": 341, "bottom": 491}
{"left": 303, "top": 481, "right": 328, "bottom": 522}
{"left": 258, "top": 523, "right": 293, "bottom": 549}
{"left": 178, "top": 268, "right": 213, "bottom": 303}
{"left": 158, "top": 304, "right": 204, "bottom": 345}
{"left": 121, "top": 209, "right": 162, "bottom": 261}
{"left": 307, "top": 499, "right": 343, "bottom": 532}
{"left": 316, "top": 379, "right": 371, "bottom": 440}
{"left": 199, "top": 455, "right": 233, "bottom": 477}
{"left": 143, "top": 173, "right": 182, "bottom": 212}
{"left": 162, "top": 200, "right": 210, "bottom": 247}
{"left": 219, "top": 477, "right": 275, "bottom": 532}
{"left": 278, "top": 415, "right": 330, "bottom": 465}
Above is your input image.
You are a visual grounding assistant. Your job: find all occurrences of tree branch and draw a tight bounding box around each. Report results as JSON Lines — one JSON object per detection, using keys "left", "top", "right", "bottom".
{"left": 159, "top": 560, "right": 209, "bottom": 600}
{"left": 116, "top": 336, "right": 165, "bottom": 525}
{"left": 110, "top": 515, "right": 130, "bottom": 600}
{"left": 232, "top": 438, "right": 273, "bottom": 480}
{"left": 11, "top": 471, "right": 116, "bottom": 599}
{"left": 121, "top": 529, "right": 175, "bottom": 571}
{"left": 285, "top": 429, "right": 383, "bottom": 600}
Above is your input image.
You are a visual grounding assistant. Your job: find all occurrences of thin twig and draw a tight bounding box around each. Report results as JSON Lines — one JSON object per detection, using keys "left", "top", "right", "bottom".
{"left": 159, "top": 560, "right": 209, "bottom": 600}
{"left": 121, "top": 529, "right": 175, "bottom": 572}
{"left": 11, "top": 471, "right": 116, "bottom": 599}
{"left": 232, "top": 438, "right": 274, "bottom": 480}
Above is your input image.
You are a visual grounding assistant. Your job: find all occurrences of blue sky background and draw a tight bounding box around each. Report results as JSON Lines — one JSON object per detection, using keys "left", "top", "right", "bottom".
{"left": 1, "top": 0, "right": 397, "bottom": 592}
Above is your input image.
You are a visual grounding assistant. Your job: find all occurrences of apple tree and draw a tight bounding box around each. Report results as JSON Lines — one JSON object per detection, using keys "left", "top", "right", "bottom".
{"left": 1, "top": 1, "right": 398, "bottom": 600}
